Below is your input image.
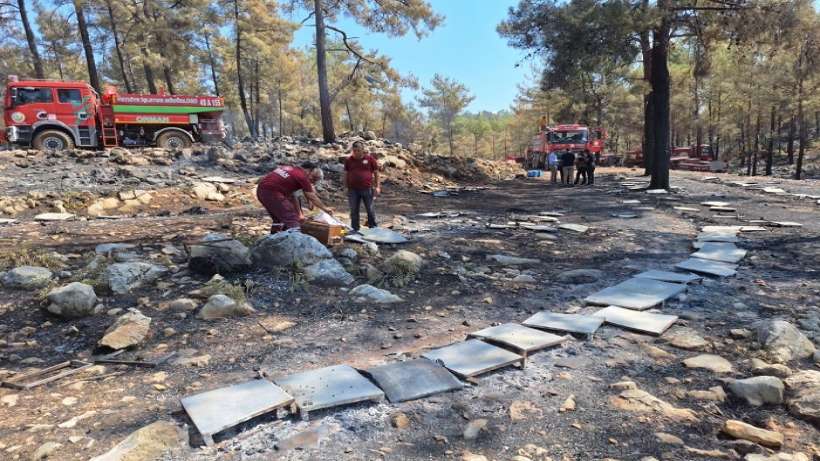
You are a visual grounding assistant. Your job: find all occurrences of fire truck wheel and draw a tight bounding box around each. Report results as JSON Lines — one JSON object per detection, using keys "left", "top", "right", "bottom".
{"left": 33, "top": 130, "right": 74, "bottom": 151}
{"left": 157, "top": 131, "right": 192, "bottom": 149}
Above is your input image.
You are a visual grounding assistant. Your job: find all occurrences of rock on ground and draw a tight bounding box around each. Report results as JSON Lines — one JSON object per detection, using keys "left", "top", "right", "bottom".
{"left": 2, "top": 265, "right": 52, "bottom": 289}
{"left": 197, "top": 294, "right": 255, "bottom": 320}
{"left": 252, "top": 231, "right": 332, "bottom": 268}
{"left": 349, "top": 284, "right": 403, "bottom": 304}
{"left": 383, "top": 250, "right": 424, "bottom": 275}
{"left": 783, "top": 370, "right": 820, "bottom": 423}
{"left": 556, "top": 269, "right": 603, "bottom": 284}
{"left": 486, "top": 254, "right": 540, "bottom": 266}
{"left": 89, "top": 420, "right": 188, "bottom": 461}
{"left": 755, "top": 320, "right": 816, "bottom": 363}
{"left": 188, "top": 233, "right": 252, "bottom": 276}
{"left": 98, "top": 309, "right": 151, "bottom": 349}
{"left": 682, "top": 354, "right": 733, "bottom": 373}
{"left": 46, "top": 282, "right": 98, "bottom": 318}
{"left": 721, "top": 419, "right": 783, "bottom": 448}
{"left": 191, "top": 182, "right": 224, "bottom": 201}
{"left": 665, "top": 327, "right": 710, "bottom": 350}
{"left": 106, "top": 262, "right": 167, "bottom": 294}
{"left": 32, "top": 441, "right": 62, "bottom": 460}
{"left": 609, "top": 387, "right": 698, "bottom": 422}
{"left": 303, "top": 259, "right": 354, "bottom": 286}
{"left": 727, "top": 376, "right": 784, "bottom": 406}
{"left": 744, "top": 453, "right": 810, "bottom": 461}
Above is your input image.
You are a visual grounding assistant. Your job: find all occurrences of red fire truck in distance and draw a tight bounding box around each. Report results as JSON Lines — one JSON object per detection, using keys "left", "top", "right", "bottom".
{"left": 3, "top": 76, "right": 225, "bottom": 150}
{"left": 525, "top": 124, "right": 612, "bottom": 169}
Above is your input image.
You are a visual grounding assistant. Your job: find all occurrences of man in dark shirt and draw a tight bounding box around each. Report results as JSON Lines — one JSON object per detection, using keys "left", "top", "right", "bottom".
{"left": 257, "top": 162, "right": 334, "bottom": 233}
{"left": 343, "top": 141, "right": 380, "bottom": 232}
{"left": 560, "top": 150, "right": 575, "bottom": 185}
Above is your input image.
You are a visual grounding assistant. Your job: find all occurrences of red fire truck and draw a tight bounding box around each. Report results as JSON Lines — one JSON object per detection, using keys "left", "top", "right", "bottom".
{"left": 525, "top": 123, "right": 614, "bottom": 169}
{"left": 3, "top": 76, "right": 225, "bottom": 150}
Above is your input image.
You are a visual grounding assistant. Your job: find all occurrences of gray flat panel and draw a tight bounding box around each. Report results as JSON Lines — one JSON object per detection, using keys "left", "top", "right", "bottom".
{"left": 468, "top": 323, "right": 566, "bottom": 353}
{"left": 360, "top": 228, "right": 408, "bottom": 244}
{"left": 584, "top": 278, "right": 687, "bottom": 310}
{"left": 274, "top": 365, "right": 384, "bottom": 412}
{"left": 675, "top": 258, "right": 737, "bottom": 277}
{"left": 701, "top": 201, "right": 731, "bottom": 207}
{"left": 592, "top": 306, "right": 678, "bottom": 336}
{"left": 522, "top": 312, "right": 604, "bottom": 336}
{"left": 559, "top": 223, "right": 589, "bottom": 233}
{"left": 701, "top": 225, "right": 741, "bottom": 234}
{"left": 422, "top": 339, "right": 522, "bottom": 378}
{"left": 366, "top": 359, "right": 463, "bottom": 403}
{"left": 180, "top": 379, "right": 294, "bottom": 438}
{"left": 634, "top": 270, "right": 701, "bottom": 284}
{"left": 696, "top": 232, "right": 739, "bottom": 243}
{"left": 691, "top": 242, "right": 747, "bottom": 264}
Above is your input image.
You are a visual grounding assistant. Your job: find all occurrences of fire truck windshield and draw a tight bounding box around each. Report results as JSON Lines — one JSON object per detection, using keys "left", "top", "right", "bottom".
{"left": 549, "top": 130, "right": 588, "bottom": 144}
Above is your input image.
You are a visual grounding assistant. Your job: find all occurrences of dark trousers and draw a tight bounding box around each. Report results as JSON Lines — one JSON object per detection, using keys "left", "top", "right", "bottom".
{"left": 257, "top": 187, "right": 301, "bottom": 233}
{"left": 587, "top": 167, "right": 595, "bottom": 185}
{"left": 574, "top": 168, "right": 587, "bottom": 185}
{"left": 348, "top": 188, "right": 376, "bottom": 231}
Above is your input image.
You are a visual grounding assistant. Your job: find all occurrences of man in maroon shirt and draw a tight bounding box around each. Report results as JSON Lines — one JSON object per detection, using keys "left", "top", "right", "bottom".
{"left": 256, "top": 162, "right": 334, "bottom": 233}
{"left": 343, "top": 141, "right": 380, "bottom": 232}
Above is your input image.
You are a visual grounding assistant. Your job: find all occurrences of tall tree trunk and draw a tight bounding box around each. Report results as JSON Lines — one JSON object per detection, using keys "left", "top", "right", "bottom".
{"left": 766, "top": 105, "right": 775, "bottom": 175}
{"left": 253, "top": 59, "right": 261, "bottom": 138}
{"left": 162, "top": 65, "right": 175, "bottom": 94}
{"left": 17, "top": 0, "right": 44, "bottom": 78}
{"left": 448, "top": 124, "right": 454, "bottom": 156}
{"left": 234, "top": 0, "right": 255, "bottom": 138}
{"left": 204, "top": 32, "right": 220, "bottom": 96}
{"left": 640, "top": 4, "right": 653, "bottom": 176}
{"left": 648, "top": 3, "right": 671, "bottom": 190}
{"left": 277, "top": 84, "right": 284, "bottom": 135}
{"left": 795, "top": 51, "right": 806, "bottom": 180}
{"left": 715, "top": 89, "right": 722, "bottom": 159}
{"left": 314, "top": 0, "right": 335, "bottom": 143}
{"left": 74, "top": 0, "right": 100, "bottom": 92}
{"left": 752, "top": 108, "right": 760, "bottom": 176}
{"left": 104, "top": 0, "right": 133, "bottom": 93}
{"left": 787, "top": 114, "right": 795, "bottom": 164}
{"left": 345, "top": 101, "right": 354, "bottom": 131}
{"left": 140, "top": 43, "right": 158, "bottom": 93}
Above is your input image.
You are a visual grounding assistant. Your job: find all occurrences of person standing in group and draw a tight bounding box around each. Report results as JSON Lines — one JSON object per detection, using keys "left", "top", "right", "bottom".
{"left": 560, "top": 150, "right": 575, "bottom": 185}
{"left": 547, "top": 150, "right": 559, "bottom": 183}
{"left": 344, "top": 140, "right": 381, "bottom": 232}
{"left": 574, "top": 152, "right": 588, "bottom": 185}
{"left": 585, "top": 150, "right": 596, "bottom": 185}
{"left": 257, "top": 162, "right": 334, "bottom": 233}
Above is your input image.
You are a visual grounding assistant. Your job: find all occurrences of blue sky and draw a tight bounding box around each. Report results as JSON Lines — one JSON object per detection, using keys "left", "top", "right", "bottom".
{"left": 291, "top": 0, "right": 530, "bottom": 114}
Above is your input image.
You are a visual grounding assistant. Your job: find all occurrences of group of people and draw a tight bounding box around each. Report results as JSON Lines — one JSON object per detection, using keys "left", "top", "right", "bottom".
{"left": 546, "top": 149, "right": 596, "bottom": 186}
{"left": 255, "top": 140, "right": 380, "bottom": 233}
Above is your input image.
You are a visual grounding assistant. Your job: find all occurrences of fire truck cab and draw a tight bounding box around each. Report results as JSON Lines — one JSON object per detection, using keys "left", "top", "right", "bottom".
{"left": 525, "top": 123, "right": 609, "bottom": 169}
{"left": 3, "top": 76, "right": 225, "bottom": 150}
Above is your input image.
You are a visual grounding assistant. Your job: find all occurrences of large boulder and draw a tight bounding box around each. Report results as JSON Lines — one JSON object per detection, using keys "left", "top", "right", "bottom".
{"left": 1, "top": 265, "right": 52, "bottom": 289}
{"left": 349, "top": 284, "right": 403, "bottom": 304}
{"left": 252, "top": 230, "right": 332, "bottom": 268}
{"left": 197, "top": 294, "right": 255, "bottom": 320}
{"left": 98, "top": 309, "right": 151, "bottom": 349}
{"left": 191, "top": 182, "right": 224, "bottom": 201}
{"left": 303, "top": 259, "right": 354, "bottom": 287}
{"left": 756, "top": 320, "right": 816, "bottom": 363}
{"left": 106, "top": 262, "right": 167, "bottom": 294}
{"left": 89, "top": 420, "right": 188, "bottom": 461}
{"left": 783, "top": 370, "right": 820, "bottom": 423}
{"left": 188, "top": 233, "right": 251, "bottom": 276}
{"left": 727, "top": 376, "right": 784, "bottom": 406}
{"left": 46, "top": 282, "right": 98, "bottom": 318}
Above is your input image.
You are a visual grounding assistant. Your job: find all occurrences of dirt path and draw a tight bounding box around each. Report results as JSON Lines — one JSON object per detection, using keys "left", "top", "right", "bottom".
{"left": 0, "top": 168, "right": 818, "bottom": 461}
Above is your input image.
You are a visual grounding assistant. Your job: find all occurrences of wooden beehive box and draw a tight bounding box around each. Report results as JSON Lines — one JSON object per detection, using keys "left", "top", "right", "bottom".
{"left": 301, "top": 221, "right": 345, "bottom": 246}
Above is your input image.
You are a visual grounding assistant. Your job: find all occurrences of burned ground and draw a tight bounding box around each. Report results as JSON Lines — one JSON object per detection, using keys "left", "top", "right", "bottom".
{"left": 0, "top": 143, "right": 818, "bottom": 461}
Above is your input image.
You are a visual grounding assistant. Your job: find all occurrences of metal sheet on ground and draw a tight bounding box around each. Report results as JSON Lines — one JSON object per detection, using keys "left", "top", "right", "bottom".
{"left": 691, "top": 242, "right": 747, "bottom": 264}
{"left": 421, "top": 339, "right": 522, "bottom": 378}
{"left": 366, "top": 359, "right": 463, "bottom": 403}
{"left": 584, "top": 277, "right": 687, "bottom": 310}
{"left": 634, "top": 270, "right": 701, "bottom": 284}
{"left": 180, "top": 380, "right": 294, "bottom": 440}
{"left": 522, "top": 312, "right": 604, "bottom": 336}
{"left": 696, "top": 233, "right": 739, "bottom": 243}
{"left": 360, "top": 228, "right": 409, "bottom": 244}
{"left": 592, "top": 305, "right": 678, "bottom": 336}
{"left": 274, "top": 365, "right": 384, "bottom": 412}
{"left": 468, "top": 323, "right": 566, "bottom": 353}
{"left": 675, "top": 258, "right": 737, "bottom": 277}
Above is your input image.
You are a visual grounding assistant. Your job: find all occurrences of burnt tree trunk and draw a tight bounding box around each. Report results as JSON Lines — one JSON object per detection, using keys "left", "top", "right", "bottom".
{"left": 648, "top": 3, "right": 671, "bottom": 190}
{"left": 18, "top": 0, "right": 44, "bottom": 78}
{"left": 766, "top": 105, "right": 775, "bottom": 175}
{"left": 74, "top": 0, "right": 101, "bottom": 92}
{"left": 787, "top": 115, "right": 795, "bottom": 164}
{"left": 105, "top": 0, "right": 133, "bottom": 93}
{"left": 234, "top": 0, "right": 255, "bottom": 138}
{"left": 314, "top": 0, "right": 335, "bottom": 143}
{"left": 204, "top": 32, "right": 220, "bottom": 96}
